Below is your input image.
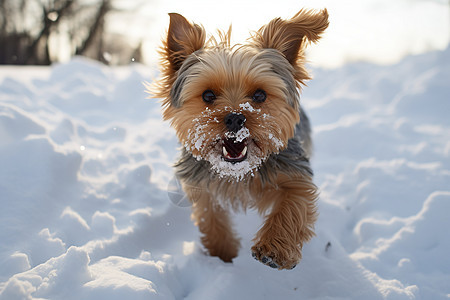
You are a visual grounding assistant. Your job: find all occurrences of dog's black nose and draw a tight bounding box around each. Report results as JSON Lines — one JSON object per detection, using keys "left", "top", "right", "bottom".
{"left": 224, "top": 113, "right": 246, "bottom": 133}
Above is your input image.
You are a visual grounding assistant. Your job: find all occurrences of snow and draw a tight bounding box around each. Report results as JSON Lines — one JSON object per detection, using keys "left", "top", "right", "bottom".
{"left": 239, "top": 102, "right": 260, "bottom": 113}
{"left": 224, "top": 127, "right": 250, "bottom": 142}
{"left": 1, "top": 46, "right": 450, "bottom": 299}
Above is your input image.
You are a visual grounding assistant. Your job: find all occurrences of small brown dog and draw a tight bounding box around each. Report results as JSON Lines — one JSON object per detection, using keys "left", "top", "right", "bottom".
{"left": 153, "top": 9, "right": 328, "bottom": 269}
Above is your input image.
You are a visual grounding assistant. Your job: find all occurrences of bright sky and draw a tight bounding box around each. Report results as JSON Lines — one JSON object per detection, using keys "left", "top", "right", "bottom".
{"left": 113, "top": 0, "right": 449, "bottom": 68}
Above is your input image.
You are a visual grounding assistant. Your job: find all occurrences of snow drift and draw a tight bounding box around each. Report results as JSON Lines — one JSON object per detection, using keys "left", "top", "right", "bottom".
{"left": 0, "top": 46, "right": 449, "bottom": 299}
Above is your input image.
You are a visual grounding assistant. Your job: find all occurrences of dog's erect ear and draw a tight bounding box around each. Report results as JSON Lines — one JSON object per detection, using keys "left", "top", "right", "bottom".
{"left": 165, "top": 13, "right": 206, "bottom": 72}
{"left": 251, "top": 9, "right": 329, "bottom": 65}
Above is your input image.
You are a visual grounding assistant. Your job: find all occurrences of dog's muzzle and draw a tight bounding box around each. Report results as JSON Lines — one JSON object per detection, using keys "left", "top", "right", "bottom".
{"left": 223, "top": 113, "right": 247, "bottom": 163}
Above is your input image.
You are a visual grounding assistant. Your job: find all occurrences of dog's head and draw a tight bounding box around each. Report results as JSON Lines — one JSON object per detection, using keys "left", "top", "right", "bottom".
{"left": 153, "top": 10, "right": 328, "bottom": 180}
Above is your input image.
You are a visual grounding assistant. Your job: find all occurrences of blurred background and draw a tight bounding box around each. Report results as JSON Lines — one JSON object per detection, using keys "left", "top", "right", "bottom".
{"left": 0, "top": 0, "right": 449, "bottom": 68}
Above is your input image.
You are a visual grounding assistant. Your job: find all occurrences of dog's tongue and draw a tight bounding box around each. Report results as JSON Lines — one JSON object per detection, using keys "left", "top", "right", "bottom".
{"left": 223, "top": 138, "right": 247, "bottom": 158}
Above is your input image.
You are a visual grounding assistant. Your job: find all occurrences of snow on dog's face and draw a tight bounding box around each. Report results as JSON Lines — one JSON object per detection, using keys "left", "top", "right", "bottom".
{"left": 153, "top": 12, "right": 328, "bottom": 180}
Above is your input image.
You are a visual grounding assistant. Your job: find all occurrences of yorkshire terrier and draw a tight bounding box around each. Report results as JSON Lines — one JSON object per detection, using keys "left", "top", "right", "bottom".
{"left": 152, "top": 9, "right": 329, "bottom": 270}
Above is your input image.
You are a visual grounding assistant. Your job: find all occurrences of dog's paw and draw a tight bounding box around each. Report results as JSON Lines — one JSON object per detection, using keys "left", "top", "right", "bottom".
{"left": 251, "top": 243, "right": 298, "bottom": 270}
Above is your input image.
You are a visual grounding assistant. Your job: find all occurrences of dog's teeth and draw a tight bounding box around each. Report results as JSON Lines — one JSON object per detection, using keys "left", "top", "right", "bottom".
{"left": 223, "top": 146, "right": 229, "bottom": 157}
{"left": 241, "top": 146, "right": 247, "bottom": 157}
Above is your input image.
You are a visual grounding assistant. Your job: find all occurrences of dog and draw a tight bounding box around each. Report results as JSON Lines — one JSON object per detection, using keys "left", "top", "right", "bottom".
{"left": 152, "top": 9, "right": 328, "bottom": 270}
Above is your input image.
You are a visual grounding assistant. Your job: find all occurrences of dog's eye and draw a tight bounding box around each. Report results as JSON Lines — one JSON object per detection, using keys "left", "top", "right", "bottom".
{"left": 202, "top": 90, "right": 217, "bottom": 103}
{"left": 252, "top": 89, "right": 267, "bottom": 103}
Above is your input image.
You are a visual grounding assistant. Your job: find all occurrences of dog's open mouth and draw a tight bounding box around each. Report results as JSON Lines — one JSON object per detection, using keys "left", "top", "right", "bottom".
{"left": 222, "top": 137, "right": 247, "bottom": 163}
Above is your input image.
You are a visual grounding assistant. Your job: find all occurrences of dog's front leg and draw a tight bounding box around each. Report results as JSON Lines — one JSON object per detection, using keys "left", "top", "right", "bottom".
{"left": 251, "top": 173, "right": 318, "bottom": 270}
{"left": 185, "top": 184, "right": 241, "bottom": 262}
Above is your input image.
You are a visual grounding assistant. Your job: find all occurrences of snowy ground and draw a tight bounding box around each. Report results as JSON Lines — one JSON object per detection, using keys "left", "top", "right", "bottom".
{"left": 1, "top": 46, "right": 449, "bottom": 299}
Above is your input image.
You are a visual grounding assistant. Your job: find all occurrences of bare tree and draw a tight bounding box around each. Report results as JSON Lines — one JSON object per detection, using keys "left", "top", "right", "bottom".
{"left": 0, "top": 0, "right": 74, "bottom": 64}
{"left": 25, "top": 0, "right": 75, "bottom": 64}
{"left": 74, "top": 0, "right": 111, "bottom": 60}
{"left": 0, "top": 0, "right": 141, "bottom": 65}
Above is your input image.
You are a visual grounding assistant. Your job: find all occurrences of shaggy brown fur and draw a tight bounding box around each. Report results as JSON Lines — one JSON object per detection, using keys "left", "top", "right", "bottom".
{"left": 152, "top": 9, "right": 328, "bottom": 270}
